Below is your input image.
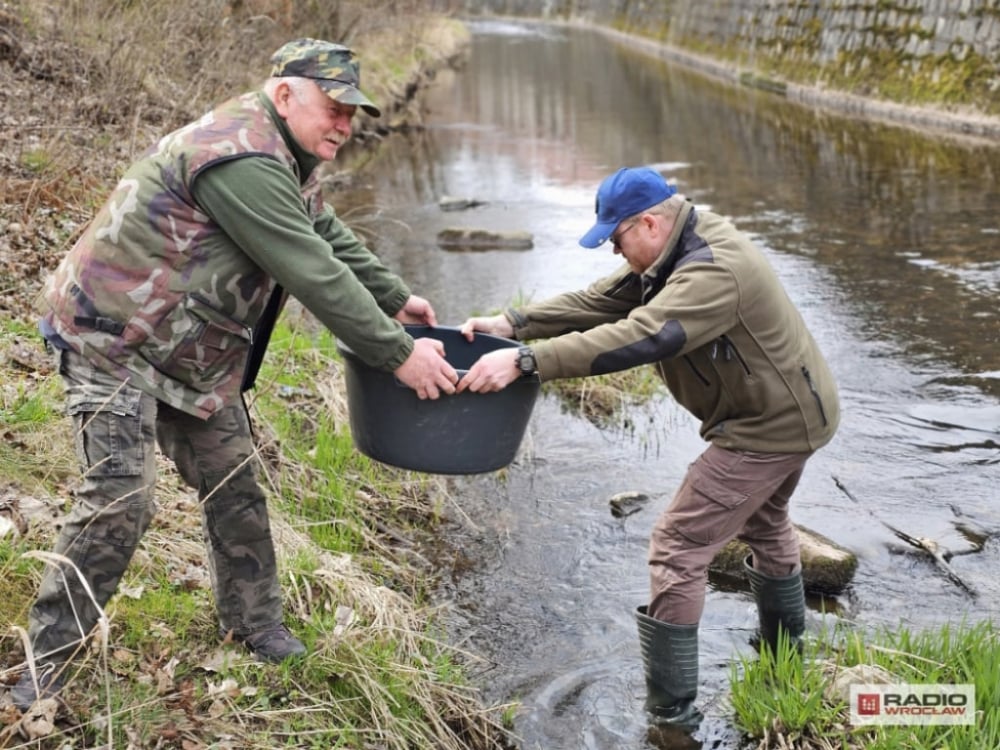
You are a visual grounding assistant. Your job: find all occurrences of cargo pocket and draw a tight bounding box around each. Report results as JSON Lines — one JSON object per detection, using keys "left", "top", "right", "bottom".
{"left": 65, "top": 383, "right": 144, "bottom": 477}
{"left": 672, "top": 471, "right": 751, "bottom": 546}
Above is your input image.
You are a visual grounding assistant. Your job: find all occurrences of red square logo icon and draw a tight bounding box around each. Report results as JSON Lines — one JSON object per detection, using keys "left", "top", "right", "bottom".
{"left": 857, "top": 693, "right": 881, "bottom": 715}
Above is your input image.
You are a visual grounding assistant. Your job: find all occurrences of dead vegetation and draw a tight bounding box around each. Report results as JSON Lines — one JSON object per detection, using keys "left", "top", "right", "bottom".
{"left": 544, "top": 366, "right": 668, "bottom": 429}
{"left": 0, "top": 304, "right": 510, "bottom": 750}
{"left": 0, "top": 0, "right": 467, "bottom": 320}
{"left": 0, "top": 1, "right": 506, "bottom": 748}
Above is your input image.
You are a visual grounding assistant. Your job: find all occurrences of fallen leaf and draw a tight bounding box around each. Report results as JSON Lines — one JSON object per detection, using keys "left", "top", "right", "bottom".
{"left": 199, "top": 648, "right": 250, "bottom": 673}
{"left": 18, "top": 698, "right": 58, "bottom": 740}
{"left": 207, "top": 698, "right": 226, "bottom": 719}
{"left": 155, "top": 668, "right": 173, "bottom": 695}
{"left": 119, "top": 584, "right": 145, "bottom": 599}
{"left": 207, "top": 678, "right": 240, "bottom": 698}
{"left": 158, "top": 724, "right": 180, "bottom": 740}
{"left": 112, "top": 648, "right": 135, "bottom": 664}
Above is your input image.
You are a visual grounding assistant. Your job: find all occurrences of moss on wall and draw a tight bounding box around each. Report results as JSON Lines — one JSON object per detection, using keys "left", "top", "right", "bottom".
{"left": 467, "top": 0, "right": 1000, "bottom": 118}
{"left": 611, "top": 1, "right": 1000, "bottom": 116}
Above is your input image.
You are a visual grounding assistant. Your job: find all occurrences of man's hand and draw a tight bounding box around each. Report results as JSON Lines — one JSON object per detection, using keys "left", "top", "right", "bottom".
{"left": 456, "top": 348, "right": 520, "bottom": 393}
{"left": 459, "top": 314, "right": 514, "bottom": 341}
{"left": 394, "top": 295, "right": 438, "bottom": 326}
{"left": 394, "top": 337, "right": 459, "bottom": 400}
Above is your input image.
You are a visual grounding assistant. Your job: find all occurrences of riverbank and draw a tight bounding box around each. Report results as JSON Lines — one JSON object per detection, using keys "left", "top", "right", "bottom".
{"left": 0, "top": 2, "right": 516, "bottom": 747}
{"left": 0, "top": 311, "right": 511, "bottom": 749}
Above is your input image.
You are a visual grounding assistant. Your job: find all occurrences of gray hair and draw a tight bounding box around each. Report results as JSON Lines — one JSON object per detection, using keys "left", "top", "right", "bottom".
{"left": 627, "top": 193, "right": 685, "bottom": 225}
{"left": 263, "top": 75, "right": 316, "bottom": 102}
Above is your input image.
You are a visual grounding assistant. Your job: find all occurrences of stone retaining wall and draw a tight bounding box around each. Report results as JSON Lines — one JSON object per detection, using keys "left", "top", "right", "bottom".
{"left": 455, "top": 0, "right": 1000, "bottom": 133}
{"left": 618, "top": 1, "right": 1000, "bottom": 64}
{"left": 650, "top": 1, "right": 999, "bottom": 73}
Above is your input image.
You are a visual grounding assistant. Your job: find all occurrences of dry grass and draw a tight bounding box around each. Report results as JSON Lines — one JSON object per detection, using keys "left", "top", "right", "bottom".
{"left": 0, "top": 0, "right": 470, "bottom": 319}
{"left": 0, "top": 2, "right": 501, "bottom": 747}
{"left": 0, "top": 318, "right": 511, "bottom": 750}
{"left": 544, "top": 365, "right": 667, "bottom": 429}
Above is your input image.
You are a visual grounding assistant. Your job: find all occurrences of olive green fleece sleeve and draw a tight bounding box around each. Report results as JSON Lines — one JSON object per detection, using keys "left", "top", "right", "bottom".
{"left": 192, "top": 157, "right": 413, "bottom": 371}
{"left": 312, "top": 208, "right": 411, "bottom": 316}
{"left": 508, "top": 259, "right": 739, "bottom": 381}
{"left": 530, "top": 262, "right": 739, "bottom": 379}
{"left": 506, "top": 263, "right": 640, "bottom": 341}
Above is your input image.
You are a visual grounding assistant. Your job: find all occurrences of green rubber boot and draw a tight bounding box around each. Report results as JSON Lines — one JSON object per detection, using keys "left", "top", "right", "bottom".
{"left": 743, "top": 555, "right": 806, "bottom": 653}
{"left": 635, "top": 606, "right": 703, "bottom": 730}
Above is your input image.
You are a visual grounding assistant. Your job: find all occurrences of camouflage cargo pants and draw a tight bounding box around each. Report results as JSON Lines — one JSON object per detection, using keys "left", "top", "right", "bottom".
{"left": 28, "top": 348, "right": 283, "bottom": 665}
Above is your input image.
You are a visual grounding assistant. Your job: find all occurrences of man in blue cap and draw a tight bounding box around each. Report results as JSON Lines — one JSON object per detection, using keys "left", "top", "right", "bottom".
{"left": 457, "top": 166, "right": 839, "bottom": 730}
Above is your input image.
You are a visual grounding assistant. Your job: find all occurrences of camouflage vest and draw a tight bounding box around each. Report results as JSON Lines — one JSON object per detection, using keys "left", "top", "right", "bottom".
{"left": 42, "top": 92, "right": 324, "bottom": 419}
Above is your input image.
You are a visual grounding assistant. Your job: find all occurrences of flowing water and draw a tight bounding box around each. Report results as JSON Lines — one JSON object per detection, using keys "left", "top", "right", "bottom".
{"left": 342, "top": 20, "right": 1000, "bottom": 750}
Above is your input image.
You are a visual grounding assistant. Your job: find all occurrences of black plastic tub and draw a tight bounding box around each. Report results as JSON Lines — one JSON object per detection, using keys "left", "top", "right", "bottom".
{"left": 338, "top": 325, "right": 541, "bottom": 474}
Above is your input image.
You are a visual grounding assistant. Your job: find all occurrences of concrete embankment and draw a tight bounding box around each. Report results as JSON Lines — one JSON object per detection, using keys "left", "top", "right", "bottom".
{"left": 459, "top": 0, "right": 1000, "bottom": 141}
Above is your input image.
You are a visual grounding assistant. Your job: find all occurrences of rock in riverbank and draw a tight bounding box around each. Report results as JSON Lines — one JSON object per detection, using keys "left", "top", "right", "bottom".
{"left": 437, "top": 227, "right": 534, "bottom": 250}
{"left": 711, "top": 524, "right": 857, "bottom": 595}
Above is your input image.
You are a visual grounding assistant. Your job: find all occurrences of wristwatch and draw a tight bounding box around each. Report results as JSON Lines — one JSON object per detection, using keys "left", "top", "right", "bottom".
{"left": 516, "top": 346, "right": 537, "bottom": 376}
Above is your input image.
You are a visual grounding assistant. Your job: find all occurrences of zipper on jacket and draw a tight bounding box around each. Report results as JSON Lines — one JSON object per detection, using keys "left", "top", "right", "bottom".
{"left": 716, "top": 335, "right": 753, "bottom": 377}
{"left": 640, "top": 277, "right": 655, "bottom": 304}
{"left": 684, "top": 355, "right": 711, "bottom": 386}
{"left": 801, "top": 366, "right": 829, "bottom": 427}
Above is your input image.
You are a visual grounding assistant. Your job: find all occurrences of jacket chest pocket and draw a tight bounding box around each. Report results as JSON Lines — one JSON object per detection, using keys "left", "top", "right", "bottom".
{"left": 141, "top": 295, "right": 251, "bottom": 392}
{"left": 683, "top": 337, "right": 755, "bottom": 389}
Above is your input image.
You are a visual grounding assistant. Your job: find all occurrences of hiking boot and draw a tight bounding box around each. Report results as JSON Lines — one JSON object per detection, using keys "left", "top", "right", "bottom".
{"left": 11, "top": 667, "right": 65, "bottom": 712}
{"left": 233, "top": 624, "right": 306, "bottom": 663}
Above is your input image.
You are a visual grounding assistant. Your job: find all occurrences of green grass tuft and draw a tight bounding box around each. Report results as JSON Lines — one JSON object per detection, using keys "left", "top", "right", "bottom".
{"left": 731, "top": 621, "right": 1000, "bottom": 749}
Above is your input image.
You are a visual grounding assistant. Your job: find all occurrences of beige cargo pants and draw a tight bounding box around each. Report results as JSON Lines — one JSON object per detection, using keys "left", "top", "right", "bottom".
{"left": 647, "top": 444, "right": 811, "bottom": 625}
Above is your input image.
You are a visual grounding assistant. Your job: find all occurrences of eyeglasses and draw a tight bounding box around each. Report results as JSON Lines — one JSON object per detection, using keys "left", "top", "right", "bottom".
{"left": 611, "top": 221, "right": 638, "bottom": 250}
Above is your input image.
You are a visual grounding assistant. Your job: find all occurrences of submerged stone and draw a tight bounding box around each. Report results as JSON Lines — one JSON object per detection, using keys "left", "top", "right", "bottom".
{"left": 438, "top": 195, "right": 488, "bottom": 212}
{"left": 609, "top": 491, "right": 649, "bottom": 518}
{"left": 437, "top": 227, "right": 534, "bottom": 250}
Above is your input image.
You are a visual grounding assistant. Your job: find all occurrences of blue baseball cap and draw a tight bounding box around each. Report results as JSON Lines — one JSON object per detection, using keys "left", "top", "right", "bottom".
{"left": 579, "top": 167, "right": 677, "bottom": 248}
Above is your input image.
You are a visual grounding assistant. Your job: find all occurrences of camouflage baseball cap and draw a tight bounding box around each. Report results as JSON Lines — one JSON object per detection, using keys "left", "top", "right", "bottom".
{"left": 269, "top": 38, "right": 381, "bottom": 118}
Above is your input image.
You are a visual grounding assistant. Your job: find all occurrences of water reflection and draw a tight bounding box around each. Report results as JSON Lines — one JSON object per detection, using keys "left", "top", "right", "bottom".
{"left": 339, "top": 19, "right": 1000, "bottom": 750}
{"left": 355, "top": 21, "right": 998, "bottom": 397}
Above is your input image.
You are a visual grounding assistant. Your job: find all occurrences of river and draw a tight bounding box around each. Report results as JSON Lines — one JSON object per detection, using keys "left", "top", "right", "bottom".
{"left": 341, "top": 19, "right": 1000, "bottom": 750}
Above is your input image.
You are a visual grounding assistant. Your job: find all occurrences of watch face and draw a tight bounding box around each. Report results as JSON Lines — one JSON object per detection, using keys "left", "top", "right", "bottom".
{"left": 518, "top": 348, "right": 535, "bottom": 374}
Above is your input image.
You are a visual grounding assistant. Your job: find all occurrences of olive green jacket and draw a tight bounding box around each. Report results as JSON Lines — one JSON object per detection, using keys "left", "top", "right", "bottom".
{"left": 507, "top": 202, "right": 839, "bottom": 454}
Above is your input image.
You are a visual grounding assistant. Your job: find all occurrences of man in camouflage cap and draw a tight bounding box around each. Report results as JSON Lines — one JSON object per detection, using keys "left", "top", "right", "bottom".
{"left": 13, "top": 37, "right": 459, "bottom": 711}
{"left": 269, "top": 38, "right": 381, "bottom": 117}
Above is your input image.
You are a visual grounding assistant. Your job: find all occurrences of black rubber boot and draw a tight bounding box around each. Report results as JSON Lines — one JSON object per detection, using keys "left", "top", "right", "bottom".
{"left": 743, "top": 555, "right": 806, "bottom": 653}
{"left": 230, "top": 624, "right": 306, "bottom": 663}
{"left": 636, "top": 606, "right": 703, "bottom": 730}
{"left": 11, "top": 665, "right": 65, "bottom": 712}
